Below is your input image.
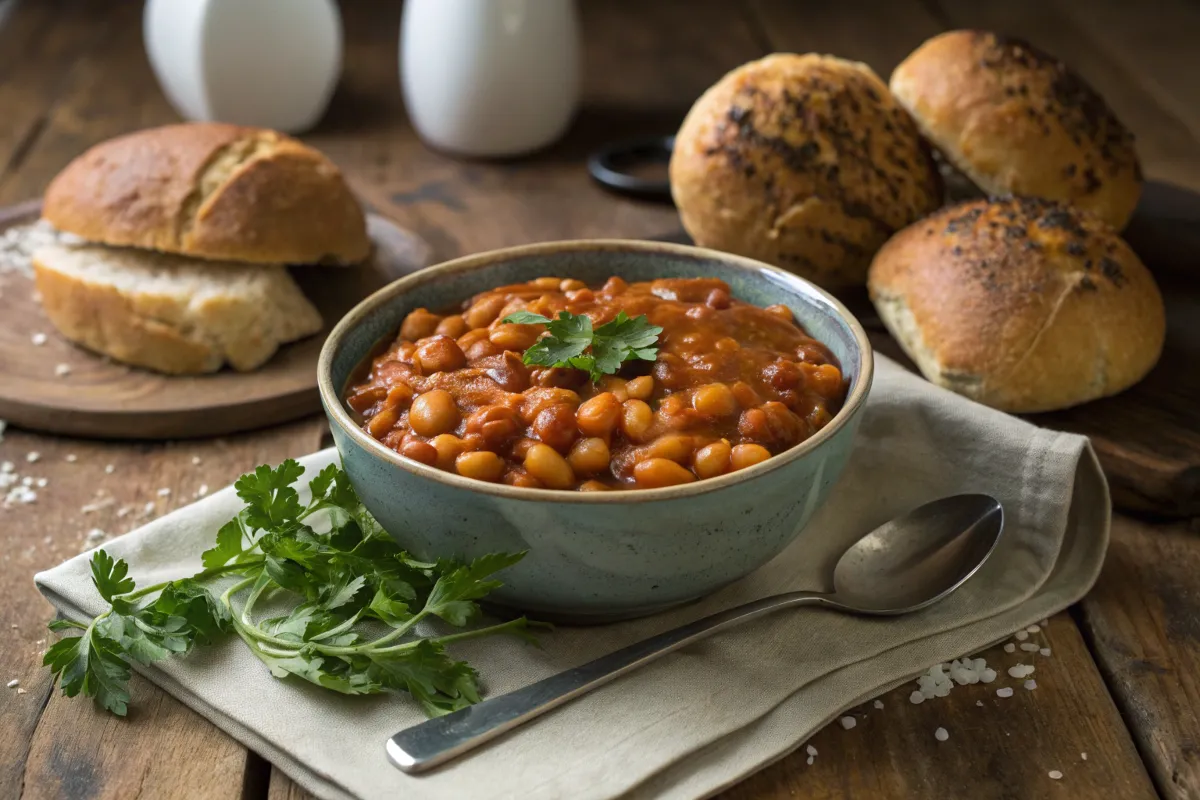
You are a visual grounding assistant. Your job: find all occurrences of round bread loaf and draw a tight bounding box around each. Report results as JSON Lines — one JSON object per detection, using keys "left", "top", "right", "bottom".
{"left": 890, "top": 31, "right": 1142, "bottom": 230}
{"left": 43, "top": 123, "right": 370, "bottom": 265}
{"left": 868, "top": 197, "right": 1164, "bottom": 412}
{"left": 670, "top": 54, "right": 942, "bottom": 289}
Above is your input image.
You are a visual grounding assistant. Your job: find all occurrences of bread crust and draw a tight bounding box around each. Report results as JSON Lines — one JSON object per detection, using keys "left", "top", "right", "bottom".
{"left": 868, "top": 197, "right": 1164, "bottom": 412}
{"left": 669, "top": 54, "right": 942, "bottom": 289}
{"left": 42, "top": 123, "right": 369, "bottom": 265}
{"left": 890, "top": 31, "right": 1142, "bottom": 230}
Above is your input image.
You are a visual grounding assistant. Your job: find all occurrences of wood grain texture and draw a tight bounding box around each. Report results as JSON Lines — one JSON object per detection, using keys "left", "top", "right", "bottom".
{"left": 1078, "top": 516, "right": 1200, "bottom": 799}
{"left": 0, "top": 419, "right": 327, "bottom": 799}
{"left": 0, "top": 207, "right": 430, "bottom": 439}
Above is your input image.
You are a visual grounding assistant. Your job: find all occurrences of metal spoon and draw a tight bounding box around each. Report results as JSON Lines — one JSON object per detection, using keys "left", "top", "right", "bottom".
{"left": 387, "top": 493, "right": 1004, "bottom": 774}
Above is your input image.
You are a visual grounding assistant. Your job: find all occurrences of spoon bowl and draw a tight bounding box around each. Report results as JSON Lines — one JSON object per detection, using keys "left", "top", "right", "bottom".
{"left": 387, "top": 493, "right": 1005, "bottom": 773}
{"left": 831, "top": 493, "right": 1004, "bottom": 613}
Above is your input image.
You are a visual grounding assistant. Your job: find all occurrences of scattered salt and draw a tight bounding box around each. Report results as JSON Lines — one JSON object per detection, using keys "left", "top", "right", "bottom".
{"left": 65, "top": 454, "right": 77, "bottom": 463}
{"left": 976, "top": 700, "right": 984, "bottom": 707}
{"left": 54, "top": 363, "right": 71, "bottom": 377}
{"left": 104, "top": 464, "right": 115, "bottom": 474}
{"left": 806, "top": 755, "right": 814, "bottom": 766}
{"left": 934, "top": 727, "right": 949, "bottom": 742}
{"left": 31, "top": 332, "right": 47, "bottom": 346}
{"left": 25, "top": 451, "right": 40, "bottom": 463}
{"left": 116, "top": 506, "right": 132, "bottom": 518}
{"left": 15, "top": 688, "right": 25, "bottom": 695}
{"left": 1040, "top": 648, "right": 1051, "bottom": 657}
{"left": 1081, "top": 752, "right": 1087, "bottom": 761}
{"left": 1049, "top": 770, "right": 1063, "bottom": 780}
{"left": 873, "top": 699, "right": 884, "bottom": 710}
{"left": 81, "top": 496, "right": 115, "bottom": 514}
{"left": 1024, "top": 679, "right": 1037, "bottom": 691}
{"left": 1008, "top": 664, "right": 1035, "bottom": 679}
{"left": 191, "top": 456, "right": 202, "bottom": 465}
{"left": 1, "top": 461, "right": 12, "bottom": 473}
{"left": 1015, "top": 630, "right": 1029, "bottom": 641}
{"left": 806, "top": 744, "right": 817, "bottom": 757}
{"left": 1026, "top": 624, "right": 1041, "bottom": 633}
{"left": 996, "top": 687, "right": 1014, "bottom": 698}
{"left": 980, "top": 668, "right": 997, "bottom": 683}
{"left": 909, "top": 690, "right": 925, "bottom": 705}
{"left": 143, "top": 501, "right": 156, "bottom": 515}
{"left": 839, "top": 716, "right": 856, "bottom": 730}
{"left": 6, "top": 679, "right": 18, "bottom": 688}
{"left": 157, "top": 487, "right": 171, "bottom": 497}
{"left": 195, "top": 484, "right": 209, "bottom": 497}
{"left": 1020, "top": 643, "right": 1040, "bottom": 652}
{"left": 35, "top": 477, "right": 46, "bottom": 488}
{"left": 1004, "top": 643, "right": 1016, "bottom": 653}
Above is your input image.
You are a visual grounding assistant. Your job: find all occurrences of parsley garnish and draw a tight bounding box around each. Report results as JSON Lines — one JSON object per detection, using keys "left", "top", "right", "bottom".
{"left": 501, "top": 310, "right": 662, "bottom": 382}
{"left": 44, "top": 460, "right": 538, "bottom": 718}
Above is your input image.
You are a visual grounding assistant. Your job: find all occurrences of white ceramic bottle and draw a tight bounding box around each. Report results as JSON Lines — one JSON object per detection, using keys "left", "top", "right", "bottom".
{"left": 143, "top": 0, "right": 342, "bottom": 134}
{"left": 400, "top": 0, "right": 581, "bottom": 157}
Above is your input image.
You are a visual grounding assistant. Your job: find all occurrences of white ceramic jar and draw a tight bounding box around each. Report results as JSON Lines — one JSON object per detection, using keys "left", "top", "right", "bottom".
{"left": 143, "top": 0, "right": 342, "bottom": 134}
{"left": 400, "top": 0, "right": 581, "bottom": 157}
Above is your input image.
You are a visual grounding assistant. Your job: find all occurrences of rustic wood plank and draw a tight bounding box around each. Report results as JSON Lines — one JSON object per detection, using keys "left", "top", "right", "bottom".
{"left": 1077, "top": 516, "right": 1200, "bottom": 799}
{"left": 930, "top": 0, "right": 1200, "bottom": 190}
{"left": 722, "top": 615, "right": 1155, "bottom": 799}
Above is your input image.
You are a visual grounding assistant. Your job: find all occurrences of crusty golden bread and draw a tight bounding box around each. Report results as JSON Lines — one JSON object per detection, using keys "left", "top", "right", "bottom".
{"left": 669, "top": 53, "right": 942, "bottom": 289}
{"left": 868, "top": 197, "right": 1164, "bottom": 412}
{"left": 33, "top": 243, "right": 323, "bottom": 374}
{"left": 42, "top": 123, "right": 369, "bottom": 265}
{"left": 890, "top": 31, "right": 1142, "bottom": 230}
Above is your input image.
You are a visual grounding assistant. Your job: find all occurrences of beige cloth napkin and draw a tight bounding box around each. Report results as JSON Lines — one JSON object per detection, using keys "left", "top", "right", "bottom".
{"left": 35, "top": 356, "right": 1109, "bottom": 800}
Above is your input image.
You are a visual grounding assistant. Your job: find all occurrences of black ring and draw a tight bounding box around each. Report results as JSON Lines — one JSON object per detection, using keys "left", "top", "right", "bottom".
{"left": 587, "top": 135, "right": 675, "bottom": 202}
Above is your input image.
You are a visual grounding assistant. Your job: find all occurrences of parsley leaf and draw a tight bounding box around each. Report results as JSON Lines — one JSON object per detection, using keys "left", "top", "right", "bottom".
{"left": 44, "top": 460, "right": 540, "bottom": 720}
{"left": 501, "top": 308, "right": 662, "bottom": 382}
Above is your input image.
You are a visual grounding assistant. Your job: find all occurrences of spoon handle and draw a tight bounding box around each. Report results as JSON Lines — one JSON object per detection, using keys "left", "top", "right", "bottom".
{"left": 386, "top": 590, "right": 830, "bottom": 773}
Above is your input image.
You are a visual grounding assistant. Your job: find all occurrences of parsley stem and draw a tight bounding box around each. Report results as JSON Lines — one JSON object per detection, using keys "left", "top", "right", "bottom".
{"left": 366, "top": 617, "right": 531, "bottom": 655}
{"left": 117, "top": 559, "right": 266, "bottom": 604}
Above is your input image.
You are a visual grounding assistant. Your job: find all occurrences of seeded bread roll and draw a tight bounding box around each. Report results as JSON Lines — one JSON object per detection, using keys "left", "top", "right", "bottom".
{"left": 890, "top": 31, "right": 1142, "bottom": 230}
{"left": 33, "top": 243, "right": 323, "bottom": 374}
{"left": 670, "top": 54, "right": 942, "bottom": 289}
{"left": 868, "top": 197, "right": 1164, "bottom": 412}
{"left": 43, "top": 123, "right": 369, "bottom": 265}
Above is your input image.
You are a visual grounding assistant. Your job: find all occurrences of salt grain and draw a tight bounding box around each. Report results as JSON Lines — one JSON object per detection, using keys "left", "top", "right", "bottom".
{"left": 1020, "top": 643, "right": 1040, "bottom": 652}
{"left": 196, "top": 484, "right": 209, "bottom": 497}
{"left": 1008, "top": 664, "right": 1035, "bottom": 679}
{"left": 1004, "top": 643, "right": 1016, "bottom": 653}
{"left": 65, "top": 454, "right": 77, "bottom": 463}
{"left": 996, "top": 687, "right": 1014, "bottom": 698}
{"left": 81, "top": 496, "right": 114, "bottom": 514}
{"left": 806, "top": 755, "right": 814, "bottom": 765}
{"left": 54, "top": 363, "right": 71, "bottom": 377}
{"left": 191, "top": 456, "right": 202, "bottom": 465}
{"left": 116, "top": 506, "right": 132, "bottom": 518}
{"left": 31, "top": 332, "right": 47, "bottom": 346}
{"left": 839, "top": 716, "right": 856, "bottom": 730}
{"left": 806, "top": 744, "right": 817, "bottom": 757}
{"left": 1040, "top": 648, "right": 1051, "bottom": 657}
{"left": 35, "top": 478, "right": 46, "bottom": 488}
{"left": 1081, "top": 752, "right": 1087, "bottom": 761}
{"left": 6, "top": 679, "right": 18, "bottom": 688}
{"left": 976, "top": 700, "right": 984, "bottom": 707}
{"left": 909, "top": 690, "right": 925, "bottom": 705}
{"left": 1024, "top": 679, "right": 1037, "bottom": 690}
{"left": 1049, "top": 770, "right": 1063, "bottom": 780}
{"left": 1015, "top": 630, "right": 1029, "bottom": 641}
{"left": 16, "top": 687, "right": 25, "bottom": 695}
{"left": 157, "top": 487, "right": 171, "bottom": 497}
{"left": 104, "top": 464, "right": 115, "bottom": 474}
{"left": 25, "top": 451, "right": 40, "bottom": 463}
{"left": 873, "top": 699, "right": 884, "bottom": 710}
{"left": 1026, "top": 624, "right": 1041, "bottom": 633}
{"left": 143, "top": 501, "right": 156, "bottom": 515}
{"left": 980, "top": 668, "right": 997, "bottom": 683}
{"left": 934, "top": 727, "right": 949, "bottom": 742}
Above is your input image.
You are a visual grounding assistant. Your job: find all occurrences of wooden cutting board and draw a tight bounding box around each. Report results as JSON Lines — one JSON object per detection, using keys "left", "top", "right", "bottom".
{"left": 658, "top": 181, "right": 1200, "bottom": 517}
{"left": 0, "top": 201, "right": 432, "bottom": 439}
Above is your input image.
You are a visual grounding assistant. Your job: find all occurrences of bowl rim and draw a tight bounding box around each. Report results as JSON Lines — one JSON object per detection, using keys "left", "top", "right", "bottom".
{"left": 318, "top": 238, "right": 874, "bottom": 505}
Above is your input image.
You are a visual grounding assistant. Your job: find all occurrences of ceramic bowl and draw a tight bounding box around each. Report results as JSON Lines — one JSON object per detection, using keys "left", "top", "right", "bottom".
{"left": 318, "top": 240, "right": 873, "bottom": 620}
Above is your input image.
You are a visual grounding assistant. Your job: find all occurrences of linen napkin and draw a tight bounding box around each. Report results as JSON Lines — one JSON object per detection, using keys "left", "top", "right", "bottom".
{"left": 35, "top": 355, "right": 1109, "bottom": 800}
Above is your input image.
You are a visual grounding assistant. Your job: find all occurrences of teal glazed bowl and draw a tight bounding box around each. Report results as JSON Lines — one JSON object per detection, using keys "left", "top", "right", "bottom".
{"left": 318, "top": 240, "right": 873, "bottom": 620}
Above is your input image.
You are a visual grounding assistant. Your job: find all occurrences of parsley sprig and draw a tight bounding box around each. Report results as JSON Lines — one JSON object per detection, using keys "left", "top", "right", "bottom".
{"left": 44, "top": 460, "right": 537, "bottom": 718}
{"left": 501, "top": 310, "right": 662, "bottom": 382}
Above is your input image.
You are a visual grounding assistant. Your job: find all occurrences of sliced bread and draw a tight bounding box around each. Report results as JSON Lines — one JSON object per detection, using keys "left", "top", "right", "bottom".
{"left": 33, "top": 243, "right": 324, "bottom": 374}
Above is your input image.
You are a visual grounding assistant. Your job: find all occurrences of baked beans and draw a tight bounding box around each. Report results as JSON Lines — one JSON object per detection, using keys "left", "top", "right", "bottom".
{"left": 346, "top": 277, "right": 847, "bottom": 490}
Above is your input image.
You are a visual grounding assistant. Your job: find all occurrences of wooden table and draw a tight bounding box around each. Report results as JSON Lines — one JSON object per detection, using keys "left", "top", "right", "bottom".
{"left": 2, "top": 1, "right": 1198, "bottom": 797}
